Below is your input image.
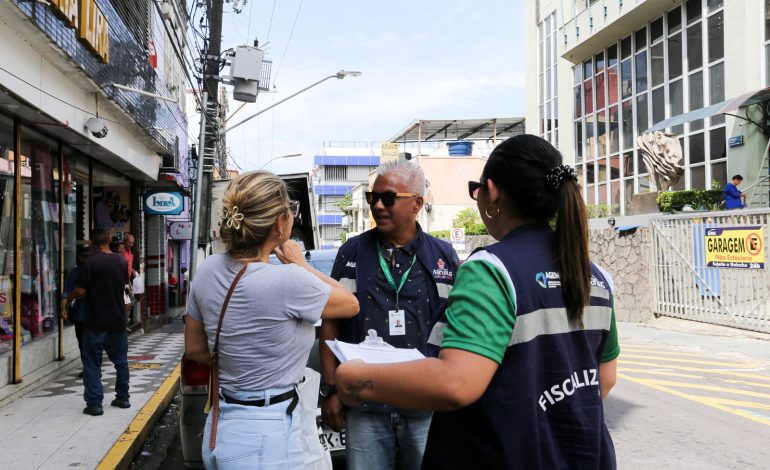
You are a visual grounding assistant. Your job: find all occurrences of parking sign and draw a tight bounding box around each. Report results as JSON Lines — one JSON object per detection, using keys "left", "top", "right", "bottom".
{"left": 451, "top": 227, "right": 465, "bottom": 251}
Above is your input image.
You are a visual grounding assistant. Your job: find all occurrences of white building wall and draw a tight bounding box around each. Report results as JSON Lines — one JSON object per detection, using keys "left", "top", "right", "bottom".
{"left": 0, "top": 6, "right": 162, "bottom": 180}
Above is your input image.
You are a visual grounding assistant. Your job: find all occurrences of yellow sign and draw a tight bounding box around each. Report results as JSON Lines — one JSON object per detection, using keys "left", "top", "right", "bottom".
{"left": 380, "top": 142, "right": 399, "bottom": 163}
{"left": 50, "top": 0, "right": 78, "bottom": 28}
{"left": 704, "top": 226, "right": 765, "bottom": 269}
{"left": 79, "top": 0, "right": 110, "bottom": 63}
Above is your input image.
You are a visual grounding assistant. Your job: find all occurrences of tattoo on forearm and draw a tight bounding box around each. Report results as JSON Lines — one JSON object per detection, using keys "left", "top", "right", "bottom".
{"left": 348, "top": 380, "right": 374, "bottom": 401}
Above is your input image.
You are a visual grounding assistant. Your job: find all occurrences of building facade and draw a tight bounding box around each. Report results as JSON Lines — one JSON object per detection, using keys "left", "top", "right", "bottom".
{"left": 313, "top": 141, "right": 380, "bottom": 248}
{"left": 525, "top": 0, "right": 770, "bottom": 217}
{"left": 0, "top": 0, "right": 193, "bottom": 392}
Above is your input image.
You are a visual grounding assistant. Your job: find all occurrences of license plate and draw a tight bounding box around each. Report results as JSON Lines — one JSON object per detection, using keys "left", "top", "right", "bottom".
{"left": 318, "top": 424, "right": 346, "bottom": 452}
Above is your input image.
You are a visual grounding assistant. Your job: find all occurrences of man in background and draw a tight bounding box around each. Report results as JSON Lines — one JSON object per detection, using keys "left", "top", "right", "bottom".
{"left": 63, "top": 229, "right": 130, "bottom": 416}
{"left": 724, "top": 175, "right": 746, "bottom": 210}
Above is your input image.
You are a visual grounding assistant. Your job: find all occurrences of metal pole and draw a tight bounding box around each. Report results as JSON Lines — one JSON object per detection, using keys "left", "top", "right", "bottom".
{"left": 190, "top": 91, "right": 208, "bottom": 281}
{"left": 225, "top": 75, "right": 337, "bottom": 134}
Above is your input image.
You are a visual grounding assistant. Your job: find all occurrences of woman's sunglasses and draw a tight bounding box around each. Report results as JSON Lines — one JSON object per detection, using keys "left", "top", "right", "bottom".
{"left": 288, "top": 200, "right": 300, "bottom": 217}
{"left": 365, "top": 191, "right": 420, "bottom": 207}
{"left": 468, "top": 180, "right": 485, "bottom": 201}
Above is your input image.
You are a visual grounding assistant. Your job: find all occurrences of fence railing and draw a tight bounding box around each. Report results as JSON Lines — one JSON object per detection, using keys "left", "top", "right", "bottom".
{"left": 651, "top": 208, "right": 770, "bottom": 333}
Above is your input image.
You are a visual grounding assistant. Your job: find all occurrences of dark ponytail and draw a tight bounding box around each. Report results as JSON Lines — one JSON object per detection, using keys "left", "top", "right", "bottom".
{"left": 554, "top": 180, "right": 591, "bottom": 326}
{"left": 483, "top": 135, "right": 591, "bottom": 326}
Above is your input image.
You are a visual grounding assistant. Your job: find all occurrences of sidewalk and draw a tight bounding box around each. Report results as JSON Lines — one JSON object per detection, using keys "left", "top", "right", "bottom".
{"left": 0, "top": 309, "right": 186, "bottom": 470}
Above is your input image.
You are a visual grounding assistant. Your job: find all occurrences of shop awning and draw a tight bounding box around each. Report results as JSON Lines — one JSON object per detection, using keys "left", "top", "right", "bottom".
{"left": 644, "top": 87, "right": 770, "bottom": 134}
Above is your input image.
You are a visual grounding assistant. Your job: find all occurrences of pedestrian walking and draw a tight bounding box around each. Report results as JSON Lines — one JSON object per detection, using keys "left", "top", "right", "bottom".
{"left": 335, "top": 135, "right": 620, "bottom": 469}
{"left": 320, "top": 160, "right": 459, "bottom": 470}
{"left": 62, "top": 246, "right": 91, "bottom": 378}
{"left": 183, "top": 170, "right": 359, "bottom": 469}
{"left": 63, "top": 229, "right": 131, "bottom": 416}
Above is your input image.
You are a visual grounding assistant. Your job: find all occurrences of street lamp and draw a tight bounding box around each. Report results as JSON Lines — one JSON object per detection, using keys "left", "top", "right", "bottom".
{"left": 260, "top": 153, "right": 302, "bottom": 171}
{"left": 225, "top": 70, "right": 362, "bottom": 134}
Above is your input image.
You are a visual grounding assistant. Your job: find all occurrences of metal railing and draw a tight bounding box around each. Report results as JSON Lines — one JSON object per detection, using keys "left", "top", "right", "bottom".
{"left": 651, "top": 208, "right": 770, "bottom": 333}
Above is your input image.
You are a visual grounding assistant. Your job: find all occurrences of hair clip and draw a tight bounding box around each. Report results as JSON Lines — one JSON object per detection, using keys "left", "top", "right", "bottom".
{"left": 222, "top": 206, "right": 244, "bottom": 230}
{"left": 545, "top": 164, "right": 577, "bottom": 191}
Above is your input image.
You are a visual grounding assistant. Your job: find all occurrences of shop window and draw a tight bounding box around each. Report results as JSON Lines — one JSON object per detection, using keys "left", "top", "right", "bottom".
{"left": 91, "top": 162, "right": 132, "bottom": 243}
{"left": 20, "top": 126, "right": 60, "bottom": 343}
{"left": 0, "top": 115, "right": 14, "bottom": 353}
{"left": 62, "top": 148, "right": 89, "bottom": 275}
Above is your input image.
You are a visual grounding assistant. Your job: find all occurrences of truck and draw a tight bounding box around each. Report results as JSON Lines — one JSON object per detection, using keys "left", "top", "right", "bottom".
{"left": 209, "top": 172, "right": 319, "bottom": 254}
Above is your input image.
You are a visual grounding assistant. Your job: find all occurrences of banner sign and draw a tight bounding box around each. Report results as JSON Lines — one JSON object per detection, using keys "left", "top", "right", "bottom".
{"left": 704, "top": 226, "right": 765, "bottom": 269}
{"left": 144, "top": 191, "right": 184, "bottom": 215}
{"left": 169, "top": 221, "right": 193, "bottom": 240}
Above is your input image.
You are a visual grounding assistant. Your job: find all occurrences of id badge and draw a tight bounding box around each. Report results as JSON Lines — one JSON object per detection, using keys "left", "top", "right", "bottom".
{"left": 388, "top": 310, "right": 406, "bottom": 336}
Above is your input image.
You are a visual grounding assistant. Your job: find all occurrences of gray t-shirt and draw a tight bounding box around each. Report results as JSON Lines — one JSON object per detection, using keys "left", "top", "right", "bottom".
{"left": 188, "top": 254, "right": 331, "bottom": 391}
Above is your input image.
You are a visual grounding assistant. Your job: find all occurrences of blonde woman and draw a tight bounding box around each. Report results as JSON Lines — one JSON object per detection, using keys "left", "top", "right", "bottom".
{"left": 184, "top": 171, "right": 359, "bottom": 469}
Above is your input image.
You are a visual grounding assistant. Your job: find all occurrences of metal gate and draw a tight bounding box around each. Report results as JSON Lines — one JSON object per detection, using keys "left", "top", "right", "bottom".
{"left": 651, "top": 208, "right": 770, "bottom": 333}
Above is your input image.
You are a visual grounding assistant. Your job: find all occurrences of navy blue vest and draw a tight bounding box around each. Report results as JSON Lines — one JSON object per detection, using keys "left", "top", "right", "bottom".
{"left": 422, "top": 224, "right": 616, "bottom": 469}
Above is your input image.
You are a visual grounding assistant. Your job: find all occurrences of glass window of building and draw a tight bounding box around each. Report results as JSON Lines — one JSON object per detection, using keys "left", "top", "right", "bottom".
{"left": 62, "top": 148, "right": 89, "bottom": 275}
{"left": 91, "top": 162, "right": 132, "bottom": 243}
{"left": 570, "top": 2, "right": 725, "bottom": 216}
{"left": 0, "top": 114, "right": 14, "bottom": 354}
{"left": 537, "top": 12, "right": 558, "bottom": 146}
{"left": 20, "top": 126, "right": 60, "bottom": 343}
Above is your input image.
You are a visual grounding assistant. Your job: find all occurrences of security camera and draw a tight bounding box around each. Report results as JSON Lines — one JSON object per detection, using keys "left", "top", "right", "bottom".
{"left": 86, "top": 117, "right": 108, "bottom": 138}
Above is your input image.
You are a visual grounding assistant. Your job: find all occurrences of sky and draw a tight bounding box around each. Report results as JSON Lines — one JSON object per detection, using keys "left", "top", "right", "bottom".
{"left": 216, "top": 0, "right": 526, "bottom": 175}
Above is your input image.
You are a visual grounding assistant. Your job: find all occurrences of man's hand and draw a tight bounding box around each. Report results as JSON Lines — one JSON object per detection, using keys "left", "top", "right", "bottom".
{"left": 60, "top": 299, "right": 69, "bottom": 321}
{"left": 321, "top": 394, "right": 346, "bottom": 432}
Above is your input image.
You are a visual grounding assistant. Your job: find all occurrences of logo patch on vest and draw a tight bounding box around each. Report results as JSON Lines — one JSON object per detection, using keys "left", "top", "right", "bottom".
{"left": 432, "top": 258, "right": 453, "bottom": 280}
{"left": 591, "top": 276, "right": 606, "bottom": 289}
{"left": 345, "top": 261, "right": 356, "bottom": 268}
{"left": 535, "top": 271, "right": 561, "bottom": 288}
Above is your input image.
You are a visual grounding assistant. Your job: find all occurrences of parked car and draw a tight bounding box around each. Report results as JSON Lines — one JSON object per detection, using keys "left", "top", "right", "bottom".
{"left": 179, "top": 249, "right": 345, "bottom": 468}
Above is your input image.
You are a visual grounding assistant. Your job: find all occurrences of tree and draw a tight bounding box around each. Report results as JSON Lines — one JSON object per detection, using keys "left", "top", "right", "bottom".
{"left": 334, "top": 193, "right": 353, "bottom": 216}
{"left": 453, "top": 207, "right": 481, "bottom": 228}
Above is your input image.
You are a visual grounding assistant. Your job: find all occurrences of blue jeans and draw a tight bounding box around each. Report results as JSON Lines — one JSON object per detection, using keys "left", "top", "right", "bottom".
{"left": 82, "top": 329, "right": 129, "bottom": 406}
{"left": 346, "top": 410, "right": 432, "bottom": 470}
{"left": 202, "top": 386, "right": 302, "bottom": 469}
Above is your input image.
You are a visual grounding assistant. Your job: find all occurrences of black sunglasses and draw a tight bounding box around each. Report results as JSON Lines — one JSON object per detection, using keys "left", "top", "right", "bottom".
{"left": 468, "top": 180, "right": 485, "bottom": 200}
{"left": 365, "top": 191, "right": 420, "bottom": 207}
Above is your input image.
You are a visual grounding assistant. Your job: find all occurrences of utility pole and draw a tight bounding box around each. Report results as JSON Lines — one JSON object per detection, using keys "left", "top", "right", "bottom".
{"left": 190, "top": 0, "right": 224, "bottom": 279}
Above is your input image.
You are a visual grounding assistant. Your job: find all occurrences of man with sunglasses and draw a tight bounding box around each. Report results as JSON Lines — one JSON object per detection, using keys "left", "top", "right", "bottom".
{"left": 320, "top": 160, "right": 459, "bottom": 470}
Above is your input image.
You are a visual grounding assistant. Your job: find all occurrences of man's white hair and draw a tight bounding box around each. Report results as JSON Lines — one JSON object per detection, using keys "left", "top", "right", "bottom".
{"left": 376, "top": 160, "right": 426, "bottom": 195}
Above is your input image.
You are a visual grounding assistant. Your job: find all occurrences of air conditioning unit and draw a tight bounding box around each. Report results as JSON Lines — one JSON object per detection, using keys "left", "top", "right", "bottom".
{"left": 160, "top": 136, "right": 180, "bottom": 171}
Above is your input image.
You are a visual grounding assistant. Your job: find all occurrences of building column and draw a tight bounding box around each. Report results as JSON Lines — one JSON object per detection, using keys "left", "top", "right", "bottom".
{"left": 145, "top": 215, "right": 167, "bottom": 320}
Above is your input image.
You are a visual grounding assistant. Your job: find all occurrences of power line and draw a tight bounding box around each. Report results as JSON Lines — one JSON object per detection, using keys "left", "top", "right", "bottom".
{"left": 265, "top": 0, "right": 278, "bottom": 43}
{"left": 272, "top": 0, "right": 304, "bottom": 84}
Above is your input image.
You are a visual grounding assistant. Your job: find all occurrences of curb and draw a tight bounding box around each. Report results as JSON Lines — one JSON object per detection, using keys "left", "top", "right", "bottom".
{"left": 96, "top": 362, "right": 181, "bottom": 470}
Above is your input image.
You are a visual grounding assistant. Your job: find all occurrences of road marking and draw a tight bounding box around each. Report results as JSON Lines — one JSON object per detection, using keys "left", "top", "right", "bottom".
{"left": 619, "top": 359, "right": 770, "bottom": 382}
{"left": 620, "top": 354, "right": 759, "bottom": 368}
{"left": 618, "top": 367, "right": 703, "bottom": 379}
{"left": 621, "top": 348, "right": 704, "bottom": 357}
{"left": 618, "top": 373, "right": 770, "bottom": 428}
{"left": 629, "top": 377, "right": 770, "bottom": 400}
{"left": 720, "top": 379, "right": 770, "bottom": 390}
{"left": 96, "top": 362, "right": 181, "bottom": 470}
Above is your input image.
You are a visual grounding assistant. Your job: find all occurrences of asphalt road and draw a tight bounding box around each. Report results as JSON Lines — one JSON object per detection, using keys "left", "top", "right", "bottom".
{"left": 138, "top": 320, "right": 770, "bottom": 469}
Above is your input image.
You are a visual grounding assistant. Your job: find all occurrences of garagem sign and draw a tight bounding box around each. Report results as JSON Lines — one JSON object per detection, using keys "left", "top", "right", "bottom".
{"left": 144, "top": 191, "right": 184, "bottom": 215}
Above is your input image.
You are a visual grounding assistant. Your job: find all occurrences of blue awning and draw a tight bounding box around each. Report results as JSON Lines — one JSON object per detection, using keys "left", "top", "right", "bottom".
{"left": 644, "top": 87, "right": 770, "bottom": 134}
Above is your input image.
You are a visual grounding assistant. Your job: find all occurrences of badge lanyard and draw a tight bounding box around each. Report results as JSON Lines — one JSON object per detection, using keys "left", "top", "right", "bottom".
{"left": 377, "top": 244, "right": 416, "bottom": 310}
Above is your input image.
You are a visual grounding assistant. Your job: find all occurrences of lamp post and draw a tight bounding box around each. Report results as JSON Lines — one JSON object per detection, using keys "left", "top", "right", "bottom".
{"left": 225, "top": 70, "right": 362, "bottom": 134}
{"left": 260, "top": 153, "right": 302, "bottom": 171}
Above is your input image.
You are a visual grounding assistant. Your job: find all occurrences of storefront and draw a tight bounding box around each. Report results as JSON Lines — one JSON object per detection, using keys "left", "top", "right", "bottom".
{"left": 0, "top": 0, "right": 191, "bottom": 394}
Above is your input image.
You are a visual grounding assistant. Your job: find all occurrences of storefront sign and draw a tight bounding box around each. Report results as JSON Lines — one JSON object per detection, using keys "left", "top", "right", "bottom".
{"left": 704, "top": 226, "right": 765, "bottom": 269}
{"left": 94, "top": 186, "right": 132, "bottom": 241}
{"left": 49, "top": 0, "right": 109, "bottom": 63}
{"left": 79, "top": 0, "right": 110, "bottom": 63}
{"left": 144, "top": 191, "right": 184, "bottom": 215}
{"left": 169, "top": 221, "right": 193, "bottom": 240}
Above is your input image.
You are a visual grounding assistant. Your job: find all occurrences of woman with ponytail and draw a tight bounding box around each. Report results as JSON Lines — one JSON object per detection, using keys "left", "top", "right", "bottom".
{"left": 334, "top": 135, "right": 619, "bottom": 469}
